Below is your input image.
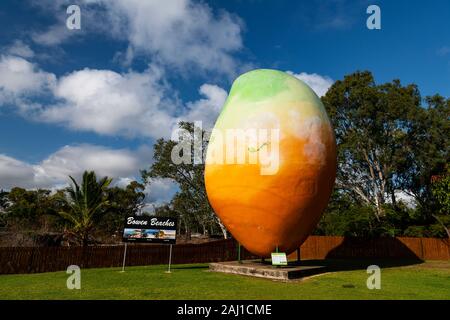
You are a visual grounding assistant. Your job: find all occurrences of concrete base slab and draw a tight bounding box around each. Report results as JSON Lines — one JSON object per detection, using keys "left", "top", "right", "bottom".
{"left": 209, "top": 260, "right": 327, "bottom": 281}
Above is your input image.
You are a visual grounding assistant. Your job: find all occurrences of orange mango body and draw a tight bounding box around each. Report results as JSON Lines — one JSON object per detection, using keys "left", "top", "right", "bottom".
{"left": 205, "top": 69, "right": 337, "bottom": 257}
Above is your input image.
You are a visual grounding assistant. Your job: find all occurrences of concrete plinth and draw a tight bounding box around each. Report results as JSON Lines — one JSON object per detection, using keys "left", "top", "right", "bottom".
{"left": 209, "top": 260, "right": 327, "bottom": 281}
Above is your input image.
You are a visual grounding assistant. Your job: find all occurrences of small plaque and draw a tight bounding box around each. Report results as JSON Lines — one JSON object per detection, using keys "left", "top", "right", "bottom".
{"left": 271, "top": 252, "right": 288, "bottom": 266}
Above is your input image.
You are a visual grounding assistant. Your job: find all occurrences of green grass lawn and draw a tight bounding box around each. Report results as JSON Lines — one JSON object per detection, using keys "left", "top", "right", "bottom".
{"left": 0, "top": 260, "right": 449, "bottom": 300}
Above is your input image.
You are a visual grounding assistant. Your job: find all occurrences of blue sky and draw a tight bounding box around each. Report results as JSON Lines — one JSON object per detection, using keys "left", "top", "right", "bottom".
{"left": 0, "top": 0, "right": 449, "bottom": 205}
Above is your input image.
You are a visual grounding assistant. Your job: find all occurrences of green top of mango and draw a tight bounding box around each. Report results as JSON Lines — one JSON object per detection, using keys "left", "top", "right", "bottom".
{"left": 226, "top": 69, "right": 321, "bottom": 106}
{"left": 212, "top": 69, "right": 329, "bottom": 130}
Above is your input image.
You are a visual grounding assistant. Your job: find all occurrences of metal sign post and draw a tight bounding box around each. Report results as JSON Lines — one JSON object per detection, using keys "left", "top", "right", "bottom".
{"left": 121, "top": 216, "right": 177, "bottom": 274}
{"left": 238, "top": 243, "right": 242, "bottom": 264}
{"left": 166, "top": 244, "right": 173, "bottom": 273}
{"left": 120, "top": 243, "right": 128, "bottom": 273}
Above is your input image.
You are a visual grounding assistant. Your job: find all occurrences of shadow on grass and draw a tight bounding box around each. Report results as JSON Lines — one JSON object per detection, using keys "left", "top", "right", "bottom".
{"left": 170, "top": 265, "right": 209, "bottom": 270}
{"left": 296, "top": 258, "right": 423, "bottom": 272}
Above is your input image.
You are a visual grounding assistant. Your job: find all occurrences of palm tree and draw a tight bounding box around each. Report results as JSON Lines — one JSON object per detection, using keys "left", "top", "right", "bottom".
{"left": 59, "top": 171, "right": 112, "bottom": 246}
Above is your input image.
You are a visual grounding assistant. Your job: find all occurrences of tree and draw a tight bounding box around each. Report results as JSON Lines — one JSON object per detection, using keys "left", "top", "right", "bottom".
{"left": 0, "top": 190, "right": 8, "bottom": 209}
{"left": 58, "top": 171, "right": 112, "bottom": 246}
{"left": 154, "top": 191, "right": 219, "bottom": 239}
{"left": 314, "top": 189, "right": 414, "bottom": 237}
{"left": 141, "top": 122, "right": 228, "bottom": 239}
{"left": 431, "top": 166, "right": 450, "bottom": 238}
{"left": 5, "top": 188, "right": 60, "bottom": 229}
{"left": 100, "top": 181, "right": 146, "bottom": 234}
{"left": 0, "top": 190, "right": 9, "bottom": 227}
{"left": 322, "top": 71, "right": 449, "bottom": 220}
{"left": 403, "top": 95, "right": 449, "bottom": 214}
{"left": 1, "top": 188, "right": 65, "bottom": 245}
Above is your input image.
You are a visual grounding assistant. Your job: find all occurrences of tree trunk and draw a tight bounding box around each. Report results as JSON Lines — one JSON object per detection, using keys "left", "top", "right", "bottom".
{"left": 390, "top": 188, "right": 397, "bottom": 208}
{"left": 82, "top": 232, "right": 89, "bottom": 247}
{"left": 432, "top": 214, "right": 450, "bottom": 238}
{"left": 363, "top": 149, "right": 384, "bottom": 219}
{"left": 183, "top": 218, "right": 191, "bottom": 240}
{"left": 215, "top": 216, "right": 228, "bottom": 239}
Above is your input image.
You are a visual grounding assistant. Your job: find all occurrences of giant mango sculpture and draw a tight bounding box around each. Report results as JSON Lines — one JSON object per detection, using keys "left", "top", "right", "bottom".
{"left": 205, "top": 69, "right": 337, "bottom": 257}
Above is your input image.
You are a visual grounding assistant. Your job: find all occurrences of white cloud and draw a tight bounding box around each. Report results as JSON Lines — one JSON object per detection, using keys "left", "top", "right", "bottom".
{"left": 115, "top": 177, "right": 135, "bottom": 189}
{"left": 32, "top": 24, "right": 74, "bottom": 46}
{"left": 144, "top": 178, "right": 178, "bottom": 206}
{"left": 0, "top": 145, "right": 181, "bottom": 207}
{"left": 0, "top": 54, "right": 335, "bottom": 142}
{"left": 5, "top": 40, "right": 34, "bottom": 58}
{"left": 109, "top": 0, "right": 243, "bottom": 75}
{"left": 0, "top": 54, "right": 227, "bottom": 138}
{"left": 32, "top": 0, "right": 244, "bottom": 76}
{"left": 143, "top": 178, "right": 179, "bottom": 212}
{"left": 0, "top": 144, "right": 153, "bottom": 190}
{"left": 0, "top": 55, "right": 55, "bottom": 107}
{"left": 0, "top": 155, "right": 36, "bottom": 190}
{"left": 287, "top": 71, "right": 334, "bottom": 97}
{"left": 184, "top": 84, "right": 228, "bottom": 129}
{"left": 39, "top": 64, "right": 178, "bottom": 138}
{"left": 4, "top": 0, "right": 244, "bottom": 136}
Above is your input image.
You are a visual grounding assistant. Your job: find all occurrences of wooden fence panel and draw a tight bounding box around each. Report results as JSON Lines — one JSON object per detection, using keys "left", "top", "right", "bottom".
{"left": 0, "top": 236, "right": 448, "bottom": 274}
{"left": 420, "top": 238, "right": 450, "bottom": 260}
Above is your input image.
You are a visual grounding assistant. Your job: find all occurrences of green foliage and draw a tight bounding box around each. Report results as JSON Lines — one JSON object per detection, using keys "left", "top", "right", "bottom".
{"left": 1, "top": 172, "right": 149, "bottom": 245}
{"left": 100, "top": 181, "right": 146, "bottom": 234}
{"left": 141, "top": 122, "right": 228, "bottom": 238}
{"left": 0, "top": 190, "right": 9, "bottom": 226}
{"left": 4, "top": 188, "right": 63, "bottom": 230}
{"left": 321, "top": 71, "right": 449, "bottom": 237}
{"left": 405, "top": 95, "right": 449, "bottom": 215}
{"left": 429, "top": 166, "right": 450, "bottom": 237}
{"left": 323, "top": 72, "right": 410, "bottom": 216}
{"left": 432, "top": 167, "right": 450, "bottom": 215}
{"left": 316, "top": 205, "right": 376, "bottom": 237}
{"left": 0, "top": 190, "right": 8, "bottom": 209}
{"left": 58, "top": 171, "right": 112, "bottom": 246}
